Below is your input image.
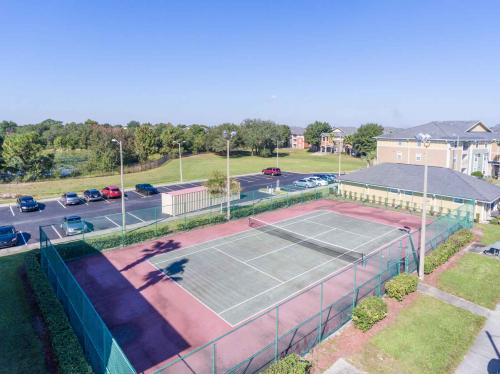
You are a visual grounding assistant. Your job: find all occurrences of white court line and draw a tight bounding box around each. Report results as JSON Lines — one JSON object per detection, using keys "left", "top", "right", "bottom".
{"left": 105, "top": 216, "right": 121, "bottom": 228}
{"left": 213, "top": 246, "right": 284, "bottom": 283}
{"left": 301, "top": 218, "right": 372, "bottom": 239}
{"left": 148, "top": 261, "right": 236, "bottom": 327}
{"left": 154, "top": 210, "right": 332, "bottom": 265}
{"left": 51, "top": 225, "right": 63, "bottom": 239}
{"left": 57, "top": 200, "right": 66, "bottom": 209}
{"left": 352, "top": 227, "right": 402, "bottom": 251}
{"left": 128, "top": 212, "right": 145, "bottom": 223}
{"left": 9, "top": 205, "right": 15, "bottom": 216}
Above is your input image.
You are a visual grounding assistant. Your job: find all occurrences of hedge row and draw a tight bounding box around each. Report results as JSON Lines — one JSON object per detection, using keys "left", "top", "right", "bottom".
{"left": 352, "top": 296, "right": 387, "bottom": 332}
{"left": 55, "top": 190, "right": 327, "bottom": 260}
{"left": 265, "top": 354, "right": 311, "bottom": 374}
{"left": 24, "top": 252, "right": 93, "bottom": 373}
{"left": 424, "top": 229, "right": 473, "bottom": 274}
{"left": 385, "top": 273, "right": 418, "bottom": 301}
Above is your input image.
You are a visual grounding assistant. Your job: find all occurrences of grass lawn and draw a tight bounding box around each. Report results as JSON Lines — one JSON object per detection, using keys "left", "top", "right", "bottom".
{"left": 0, "top": 149, "right": 365, "bottom": 202}
{"left": 477, "top": 223, "right": 500, "bottom": 245}
{"left": 0, "top": 252, "right": 47, "bottom": 373}
{"left": 350, "top": 295, "right": 485, "bottom": 373}
{"left": 437, "top": 253, "right": 500, "bottom": 309}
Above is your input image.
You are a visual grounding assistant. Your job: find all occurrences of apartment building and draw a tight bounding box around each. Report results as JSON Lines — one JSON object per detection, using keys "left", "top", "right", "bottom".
{"left": 289, "top": 127, "right": 309, "bottom": 149}
{"left": 375, "top": 121, "right": 500, "bottom": 178}
{"left": 320, "top": 127, "right": 357, "bottom": 153}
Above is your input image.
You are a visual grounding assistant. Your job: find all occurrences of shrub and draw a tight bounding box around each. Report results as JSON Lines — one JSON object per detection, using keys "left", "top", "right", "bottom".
{"left": 471, "top": 171, "right": 484, "bottom": 178}
{"left": 265, "top": 354, "right": 311, "bottom": 374}
{"left": 385, "top": 273, "right": 418, "bottom": 301}
{"left": 24, "top": 252, "right": 93, "bottom": 373}
{"left": 424, "top": 229, "right": 474, "bottom": 274}
{"left": 352, "top": 296, "right": 387, "bottom": 332}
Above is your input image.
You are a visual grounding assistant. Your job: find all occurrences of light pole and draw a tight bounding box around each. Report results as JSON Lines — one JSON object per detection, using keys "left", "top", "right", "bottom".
{"left": 416, "top": 132, "right": 431, "bottom": 280}
{"left": 338, "top": 135, "right": 343, "bottom": 177}
{"left": 173, "top": 141, "right": 185, "bottom": 182}
{"left": 223, "top": 130, "right": 237, "bottom": 220}
{"left": 275, "top": 139, "right": 281, "bottom": 168}
{"left": 112, "top": 138, "right": 126, "bottom": 240}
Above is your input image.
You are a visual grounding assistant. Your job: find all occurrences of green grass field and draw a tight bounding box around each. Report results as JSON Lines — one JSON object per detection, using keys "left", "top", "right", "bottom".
{"left": 0, "top": 149, "right": 365, "bottom": 202}
{"left": 477, "top": 223, "right": 500, "bottom": 245}
{"left": 0, "top": 253, "right": 47, "bottom": 373}
{"left": 437, "top": 253, "right": 500, "bottom": 309}
{"left": 350, "top": 295, "right": 485, "bottom": 373}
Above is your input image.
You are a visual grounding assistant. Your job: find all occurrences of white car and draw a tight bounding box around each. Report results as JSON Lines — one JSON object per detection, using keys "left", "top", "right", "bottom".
{"left": 294, "top": 179, "right": 316, "bottom": 188}
{"left": 306, "top": 176, "right": 328, "bottom": 186}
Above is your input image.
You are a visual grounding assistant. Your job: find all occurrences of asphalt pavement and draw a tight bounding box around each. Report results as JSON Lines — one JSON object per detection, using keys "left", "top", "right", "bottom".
{"left": 0, "top": 171, "right": 312, "bottom": 247}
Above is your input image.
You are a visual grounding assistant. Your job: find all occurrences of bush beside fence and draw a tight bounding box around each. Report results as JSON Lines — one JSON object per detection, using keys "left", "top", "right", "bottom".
{"left": 424, "top": 229, "right": 473, "bottom": 274}
{"left": 24, "top": 251, "right": 93, "bottom": 374}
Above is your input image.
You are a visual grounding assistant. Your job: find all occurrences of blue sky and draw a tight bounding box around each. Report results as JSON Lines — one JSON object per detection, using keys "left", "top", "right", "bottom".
{"left": 1, "top": 0, "right": 500, "bottom": 128}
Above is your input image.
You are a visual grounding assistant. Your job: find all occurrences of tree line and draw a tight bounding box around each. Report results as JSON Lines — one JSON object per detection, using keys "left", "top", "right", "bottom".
{"left": 0, "top": 119, "right": 291, "bottom": 181}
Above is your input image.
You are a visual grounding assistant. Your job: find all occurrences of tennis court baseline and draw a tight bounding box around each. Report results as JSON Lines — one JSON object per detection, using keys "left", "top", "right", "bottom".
{"left": 149, "top": 209, "right": 405, "bottom": 326}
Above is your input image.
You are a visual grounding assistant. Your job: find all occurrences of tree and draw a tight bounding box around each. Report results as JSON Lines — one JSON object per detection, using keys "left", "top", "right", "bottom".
{"left": 160, "top": 125, "right": 186, "bottom": 157}
{"left": 2, "top": 132, "right": 54, "bottom": 180}
{"left": 134, "top": 125, "right": 157, "bottom": 162}
{"left": 204, "top": 170, "right": 241, "bottom": 212}
{"left": 304, "top": 121, "right": 332, "bottom": 148}
{"left": 351, "top": 123, "right": 384, "bottom": 156}
{"left": 0, "top": 121, "right": 17, "bottom": 135}
{"left": 206, "top": 123, "right": 242, "bottom": 154}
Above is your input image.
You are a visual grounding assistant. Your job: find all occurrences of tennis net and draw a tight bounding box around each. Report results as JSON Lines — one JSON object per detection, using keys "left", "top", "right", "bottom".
{"left": 248, "top": 216, "right": 364, "bottom": 263}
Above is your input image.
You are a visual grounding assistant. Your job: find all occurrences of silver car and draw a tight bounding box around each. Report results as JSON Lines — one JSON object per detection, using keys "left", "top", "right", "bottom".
{"left": 294, "top": 179, "right": 316, "bottom": 188}
{"left": 61, "top": 216, "right": 87, "bottom": 236}
{"left": 61, "top": 192, "right": 81, "bottom": 206}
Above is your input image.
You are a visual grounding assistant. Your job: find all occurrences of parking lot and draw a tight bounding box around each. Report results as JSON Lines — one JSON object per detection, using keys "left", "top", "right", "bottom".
{"left": 0, "top": 171, "right": 313, "bottom": 247}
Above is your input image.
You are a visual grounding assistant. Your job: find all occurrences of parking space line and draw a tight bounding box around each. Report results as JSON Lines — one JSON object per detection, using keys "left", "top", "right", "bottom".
{"left": 129, "top": 190, "right": 145, "bottom": 198}
{"left": 51, "top": 225, "right": 63, "bottom": 239}
{"left": 9, "top": 205, "right": 15, "bottom": 216}
{"left": 19, "top": 232, "right": 28, "bottom": 246}
{"left": 105, "top": 216, "right": 121, "bottom": 228}
{"left": 103, "top": 198, "right": 111, "bottom": 203}
{"left": 128, "top": 212, "right": 145, "bottom": 222}
{"left": 57, "top": 200, "right": 67, "bottom": 209}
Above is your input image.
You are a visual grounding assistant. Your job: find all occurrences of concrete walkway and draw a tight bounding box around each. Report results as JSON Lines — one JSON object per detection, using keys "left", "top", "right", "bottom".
{"left": 418, "top": 283, "right": 500, "bottom": 374}
{"left": 324, "top": 358, "right": 364, "bottom": 374}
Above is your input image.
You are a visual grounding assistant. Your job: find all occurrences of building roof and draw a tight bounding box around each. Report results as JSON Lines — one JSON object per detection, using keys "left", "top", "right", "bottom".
{"left": 339, "top": 163, "right": 500, "bottom": 203}
{"left": 376, "top": 121, "right": 500, "bottom": 142}
{"left": 320, "top": 126, "right": 358, "bottom": 137}
{"left": 290, "top": 127, "right": 305, "bottom": 135}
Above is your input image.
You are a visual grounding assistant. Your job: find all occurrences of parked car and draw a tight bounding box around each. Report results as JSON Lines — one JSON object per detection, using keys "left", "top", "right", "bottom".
{"left": 314, "top": 174, "right": 337, "bottom": 184}
{"left": 308, "top": 176, "right": 329, "bottom": 186}
{"left": 262, "top": 167, "right": 282, "bottom": 176}
{"left": 294, "top": 179, "right": 316, "bottom": 188}
{"left": 61, "top": 192, "right": 81, "bottom": 206}
{"left": 0, "top": 225, "right": 17, "bottom": 248}
{"left": 17, "top": 195, "right": 39, "bottom": 212}
{"left": 482, "top": 242, "right": 500, "bottom": 257}
{"left": 61, "top": 215, "right": 87, "bottom": 236}
{"left": 135, "top": 183, "right": 158, "bottom": 196}
{"left": 101, "top": 185, "right": 122, "bottom": 199}
{"left": 83, "top": 189, "right": 103, "bottom": 202}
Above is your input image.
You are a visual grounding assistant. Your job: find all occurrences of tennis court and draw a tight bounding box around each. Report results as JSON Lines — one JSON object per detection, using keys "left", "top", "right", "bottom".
{"left": 149, "top": 209, "right": 406, "bottom": 326}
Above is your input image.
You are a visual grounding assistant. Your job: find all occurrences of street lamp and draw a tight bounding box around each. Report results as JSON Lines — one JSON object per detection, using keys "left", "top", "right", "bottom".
{"left": 275, "top": 139, "right": 281, "bottom": 168}
{"left": 173, "top": 141, "right": 186, "bottom": 182}
{"left": 223, "top": 130, "right": 237, "bottom": 220}
{"left": 415, "top": 132, "right": 431, "bottom": 280}
{"left": 111, "top": 138, "right": 126, "bottom": 240}
{"left": 338, "top": 135, "right": 343, "bottom": 177}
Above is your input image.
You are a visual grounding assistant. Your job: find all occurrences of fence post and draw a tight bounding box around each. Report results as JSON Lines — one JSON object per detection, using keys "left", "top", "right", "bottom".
{"left": 155, "top": 207, "right": 158, "bottom": 235}
{"left": 211, "top": 343, "right": 217, "bottom": 374}
{"left": 352, "top": 263, "right": 358, "bottom": 308}
{"left": 318, "top": 282, "right": 324, "bottom": 342}
{"left": 274, "top": 305, "right": 279, "bottom": 361}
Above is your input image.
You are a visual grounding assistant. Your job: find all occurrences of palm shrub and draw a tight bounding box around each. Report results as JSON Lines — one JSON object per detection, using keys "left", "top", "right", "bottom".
{"left": 352, "top": 296, "right": 387, "bottom": 332}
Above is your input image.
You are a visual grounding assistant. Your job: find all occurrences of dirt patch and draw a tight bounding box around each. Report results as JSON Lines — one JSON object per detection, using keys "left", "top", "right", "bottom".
{"left": 306, "top": 292, "right": 419, "bottom": 373}
{"left": 20, "top": 266, "right": 58, "bottom": 373}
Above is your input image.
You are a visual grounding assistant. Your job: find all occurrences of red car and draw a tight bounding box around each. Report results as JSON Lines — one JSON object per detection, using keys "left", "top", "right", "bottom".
{"left": 101, "top": 185, "right": 122, "bottom": 199}
{"left": 262, "top": 167, "right": 281, "bottom": 176}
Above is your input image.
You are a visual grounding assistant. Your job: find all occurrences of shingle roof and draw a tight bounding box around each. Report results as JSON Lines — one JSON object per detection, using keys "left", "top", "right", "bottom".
{"left": 339, "top": 163, "right": 500, "bottom": 203}
{"left": 376, "top": 121, "right": 500, "bottom": 141}
{"left": 290, "top": 127, "right": 305, "bottom": 135}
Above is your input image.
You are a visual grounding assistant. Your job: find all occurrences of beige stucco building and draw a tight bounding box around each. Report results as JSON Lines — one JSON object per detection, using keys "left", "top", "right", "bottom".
{"left": 375, "top": 121, "right": 500, "bottom": 179}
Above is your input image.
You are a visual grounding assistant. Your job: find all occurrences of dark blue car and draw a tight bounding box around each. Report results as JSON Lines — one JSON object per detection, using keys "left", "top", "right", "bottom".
{"left": 0, "top": 225, "right": 17, "bottom": 248}
{"left": 135, "top": 183, "right": 159, "bottom": 196}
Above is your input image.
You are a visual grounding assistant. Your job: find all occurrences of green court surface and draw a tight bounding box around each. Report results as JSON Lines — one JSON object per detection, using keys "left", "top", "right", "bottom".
{"left": 149, "top": 210, "right": 405, "bottom": 326}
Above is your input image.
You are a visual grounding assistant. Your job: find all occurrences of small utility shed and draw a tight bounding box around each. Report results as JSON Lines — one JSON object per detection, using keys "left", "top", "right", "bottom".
{"left": 338, "top": 163, "right": 500, "bottom": 222}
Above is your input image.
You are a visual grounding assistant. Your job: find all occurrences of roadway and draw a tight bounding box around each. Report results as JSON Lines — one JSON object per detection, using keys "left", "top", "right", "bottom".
{"left": 0, "top": 171, "right": 312, "bottom": 247}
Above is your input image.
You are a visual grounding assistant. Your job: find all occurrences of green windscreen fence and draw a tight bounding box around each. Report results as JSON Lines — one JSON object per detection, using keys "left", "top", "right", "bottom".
{"left": 39, "top": 195, "right": 473, "bottom": 374}
{"left": 39, "top": 228, "right": 136, "bottom": 374}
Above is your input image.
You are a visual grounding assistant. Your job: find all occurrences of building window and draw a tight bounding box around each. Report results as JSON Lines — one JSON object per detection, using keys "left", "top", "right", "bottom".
{"left": 403, "top": 190, "right": 413, "bottom": 196}
{"left": 453, "top": 198, "right": 464, "bottom": 204}
{"left": 398, "top": 141, "right": 403, "bottom": 146}
{"left": 416, "top": 153, "right": 422, "bottom": 161}
{"left": 389, "top": 188, "right": 399, "bottom": 194}
{"left": 396, "top": 152, "right": 403, "bottom": 161}
{"left": 416, "top": 140, "right": 422, "bottom": 147}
